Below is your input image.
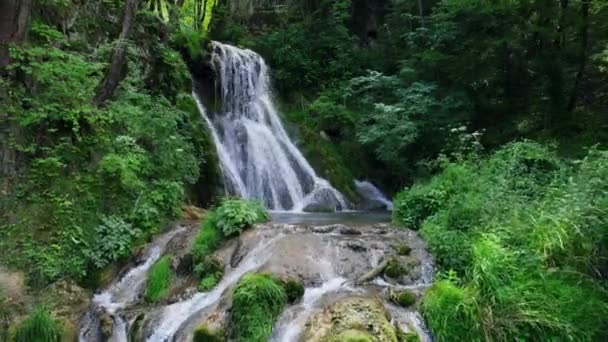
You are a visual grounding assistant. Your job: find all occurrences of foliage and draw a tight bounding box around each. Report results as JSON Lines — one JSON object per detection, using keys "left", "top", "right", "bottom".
{"left": 88, "top": 216, "right": 141, "bottom": 269}
{"left": 393, "top": 142, "right": 608, "bottom": 340}
{"left": 191, "top": 212, "right": 223, "bottom": 262}
{"left": 213, "top": 199, "right": 269, "bottom": 237}
{"left": 194, "top": 256, "right": 223, "bottom": 291}
{"left": 230, "top": 273, "right": 288, "bottom": 342}
{"left": 392, "top": 290, "right": 417, "bottom": 308}
{"left": 144, "top": 256, "right": 172, "bottom": 303}
{"left": 13, "top": 308, "right": 62, "bottom": 342}
{"left": 0, "top": 2, "right": 213, "bottom": 286}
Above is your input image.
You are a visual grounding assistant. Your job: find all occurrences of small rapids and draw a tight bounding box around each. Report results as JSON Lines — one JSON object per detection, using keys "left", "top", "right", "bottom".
{"left": 79, "top": 220, "right": 434, "bottom": 341}
{"left": 78, "top": 227, "right": 185, "bottom": 342}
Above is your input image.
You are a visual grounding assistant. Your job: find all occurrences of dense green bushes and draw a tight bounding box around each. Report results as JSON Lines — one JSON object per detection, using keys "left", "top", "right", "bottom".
{"left": 13, "top": 308, "right": 62, "bottom": 342}
{"left": 229, "top": 273, "right": 288, "bottom": 342}
{"left": 144, "top": 256, "right": 172, "bottom": 303}
{"left": 0, "top": 2, "right": 225, "bottom": 288}
{"left": 393, "top": 142, "right": 608, "bottom": 340}
{"left": 191, "top": 199, "right": 269, "bottom": 291}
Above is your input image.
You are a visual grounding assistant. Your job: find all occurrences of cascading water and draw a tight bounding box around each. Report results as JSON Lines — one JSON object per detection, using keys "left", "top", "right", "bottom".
{"left": 194, "top": 42, "right": 347, "bottom": 211}
{"left": 78, "top": 227, "right": 185, "bottom": 342}
{"left": 354, "top": 180, "right": 393, "bottom": 211}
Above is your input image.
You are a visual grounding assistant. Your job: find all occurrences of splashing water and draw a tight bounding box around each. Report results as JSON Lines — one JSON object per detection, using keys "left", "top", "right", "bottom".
{"left": 78, "top": 227, "right": 185, "bottom": 342}
{"left": 194, "top": 42, "right": 347, "bottom": 211}
{"left": 146, "top": 234, "right": 284, "bottom": 341}
{"left": 354, "top": 180, "right": 393, "bottom": 210}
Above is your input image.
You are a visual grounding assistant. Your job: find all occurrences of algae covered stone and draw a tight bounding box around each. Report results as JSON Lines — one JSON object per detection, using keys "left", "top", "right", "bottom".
{"left": 301, "top": 296, "right": 399, "bottom": 342}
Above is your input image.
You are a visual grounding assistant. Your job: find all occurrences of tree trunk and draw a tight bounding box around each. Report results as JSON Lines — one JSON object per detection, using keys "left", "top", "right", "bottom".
{"left": 0, "top": 0, "right": 32, "bottom": 69}
{"left": 568, "top": 0, "right": 591, "bottom": 111}
{"left": 0, "top": 0, "right": 32, "bottom": 193}
{"left": 92, "top": 0, "right": 141, "bottom": 106}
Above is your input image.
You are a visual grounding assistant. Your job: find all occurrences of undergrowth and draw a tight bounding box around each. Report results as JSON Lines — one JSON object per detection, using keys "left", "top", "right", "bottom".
{"left": 394, "top": 141, "right": 608, "bottom": 341}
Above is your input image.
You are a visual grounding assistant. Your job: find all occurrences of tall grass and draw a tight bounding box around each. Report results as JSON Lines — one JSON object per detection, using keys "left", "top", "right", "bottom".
{"left": 14, "top": 308, "right": 62, "bottom": 342}
{"left": 144, "top": 256, "right": 172, "bottom": 302}
{"left": 395, "top": 142, "right": 608, "bottom": 341}
{"left": 229, "top": 273, "right": 287, "bottom": 342}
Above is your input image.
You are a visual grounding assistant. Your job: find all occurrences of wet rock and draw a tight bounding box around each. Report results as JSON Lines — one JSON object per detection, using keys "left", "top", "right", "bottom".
{"left": 390, "top": 290, "right": 417, "bottom": 308}
{"left": 311, "top": 225, "right": 336, "bottom": 234}
{"left": 99, "top": 312, "right": 113, "bottom": 340}
{"left": 182, "top": 205, "right": 205, "bottom": 220}
{"left": 346, "top": 241, "right": 367, "bottom": 252}
{"left": 396, "top": 243, "right": 412, "bottom": 256}
{"left": 338, "top": 226, "right": 362, "bottom": 235}
{"left": 301, "top": 296, "right": 399, "bottom": 342}
{"left": 302, "top": 188, "right": 344, "bottom": 212}
{"left": 384, "top": 259, "right": 407, "bottom": 279}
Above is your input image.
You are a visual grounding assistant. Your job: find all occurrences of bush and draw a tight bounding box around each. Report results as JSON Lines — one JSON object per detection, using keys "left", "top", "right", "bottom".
{"left": 194, "top": 256, "right": 224, "bottom": 292}
{"left": 230, "top": 273, "right": 288, "bottom": 342}
{"left": 400, "top": 143, "right": 608, "bottom": 341}
{"left": 392, "top": 290, "right": 417, "bottom": 307}
{"left": 14, "top": 308, "right": 62, "bottom": 342}
{"left": 214, "top": 199, "right": 269, "bottom": 237}
{"left": 192, "top": 212, "right": 223, "bottom": 263}
{"left": 144, "top": 256, "right": 172, "bottom": 302}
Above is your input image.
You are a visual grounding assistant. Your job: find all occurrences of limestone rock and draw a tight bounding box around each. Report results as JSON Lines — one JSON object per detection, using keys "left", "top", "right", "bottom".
{"left": 301, "top": 296, "right": 399, "bottom": 342}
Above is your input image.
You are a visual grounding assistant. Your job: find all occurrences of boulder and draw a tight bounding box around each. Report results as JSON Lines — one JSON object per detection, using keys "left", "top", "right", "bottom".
{"left": 301, "top": 297, "right": 399, "bottom": 342}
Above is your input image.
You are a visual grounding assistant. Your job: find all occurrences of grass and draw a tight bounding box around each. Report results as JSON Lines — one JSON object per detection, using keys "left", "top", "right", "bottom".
{"left": 144, "top": 256, "right": 172, "bottom": 303}
{"left": 229, "top": 273, "right": 288, "bottom": 342}
{"left": 393, "top": 142, "right": 608, "bottom": 341}
{"left": 13, "top": 308, "right": 62, "bottom": 342}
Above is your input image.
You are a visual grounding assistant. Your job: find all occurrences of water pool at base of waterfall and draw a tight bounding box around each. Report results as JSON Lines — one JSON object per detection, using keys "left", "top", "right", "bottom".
{"left": 269, "top": 210, "right": 391, "bottom": 226}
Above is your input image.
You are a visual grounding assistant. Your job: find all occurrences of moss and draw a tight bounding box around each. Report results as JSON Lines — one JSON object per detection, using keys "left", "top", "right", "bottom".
{"left": 396, "top": 243, "right": 412, "bottom": 256}
{"left": 403, "top": 332, "right": 420, "bottom": 342}
{"left": 332, "top": 329, "right": 374, "bottom": 342}
{"left": 144, "top": 256, "right": 172, "bottom": 303}
{"left": 193, "top": 323, "right": 224, "bottom": 342}
{"left": 230, "top": 273, "right": 288, "bottom": 342}
{"left": 392, "top": 290, "right": 417, "bottom": 307}
{"left": 281, "top": 105, "right": 360, "bottom": 202}
{"left": 273, "top": 276, "right": 304, "bottom": 303}
{"left": 198, "top": 274, "right": 220, "bottom": 291}
{"left": 384, "top": 260, "right": 407, "bottom": 279}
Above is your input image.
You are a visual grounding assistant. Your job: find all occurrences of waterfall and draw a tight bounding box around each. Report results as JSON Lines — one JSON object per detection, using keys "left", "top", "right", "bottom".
{"left": 194, "top": 42, "right": 347, "bottom": 211}
{"left": 354, "top": 180, "right": 393, "bottom": 211}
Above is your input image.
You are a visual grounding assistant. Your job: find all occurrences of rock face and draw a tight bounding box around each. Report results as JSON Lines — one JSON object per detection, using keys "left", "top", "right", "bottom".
{"left": 301, "top": 297, "right": 398, "bottom": 342}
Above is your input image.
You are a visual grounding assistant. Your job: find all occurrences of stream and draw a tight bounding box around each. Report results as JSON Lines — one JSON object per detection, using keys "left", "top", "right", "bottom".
{"left": 78, "top": 41, "right": 432, "bottom": 341}
{"left": 78, "top": 214, "right": 435, "bottom": 341}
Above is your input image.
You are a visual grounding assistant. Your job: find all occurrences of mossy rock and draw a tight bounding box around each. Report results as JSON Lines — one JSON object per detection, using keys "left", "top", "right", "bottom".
{"left": 273, "top": 276, "right": 305, "bottom": 303}
{"left": 391, "top": 290, "right": 417, "bottom": 308}
{"left": 403, "top": 332, "right": 420, "bottom": 342}
{"left": 396, "top": 243, "right": 412, "bottom": 256}
{"left": 229, "top": 273, "right": 288, "bottom": 342}
{"left": 333, "top": 329, "right": 374, "bottom": 342}
{"left": 384, "top": 260, "right": 407, "bottom": 279}
{"left": 193, "top": 323, "right": 224, "bottom": 342}
{"left": 301, "top": 297, "right": 399, "bottom": 342}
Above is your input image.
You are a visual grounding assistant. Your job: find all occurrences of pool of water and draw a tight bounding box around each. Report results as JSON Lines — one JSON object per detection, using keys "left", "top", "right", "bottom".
{"left": 269, "top": 211, "right": 391, "bottom": 226}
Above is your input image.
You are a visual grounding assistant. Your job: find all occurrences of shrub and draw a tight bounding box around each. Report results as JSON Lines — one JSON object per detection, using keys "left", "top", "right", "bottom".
{"left": 144, "top": 256, "right": 172, "bottom": 302}
{"left": 194, "top": 256, "right": 224, "bottom": 292}
{"left": 273, "top": 276, "right": 305, "bottom": 303}
{"left": 406, "top": 144, "right": 608, "bottom": 341}
{"left": 192, "top": 212, "right": 223, "bottom": 263}
{"left": 214, "top": 199, "right": 269, "bottom": 237}
{"left": 230, "top": 273, "right": 288, "bottom": 342}
{"left": 392, "top": 290, "right": 417, "bottom": 307}
{"left": 14, "top": 308, "right": 62, "bottom": 342}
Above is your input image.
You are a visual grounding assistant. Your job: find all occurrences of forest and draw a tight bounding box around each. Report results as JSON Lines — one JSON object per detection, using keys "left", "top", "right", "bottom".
{"left": 1, "top": 0, "right": 607, "bottom": 341}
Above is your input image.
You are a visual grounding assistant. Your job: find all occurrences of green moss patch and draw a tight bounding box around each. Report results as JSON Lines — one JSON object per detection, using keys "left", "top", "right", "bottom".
{"left": 144, "top": 256, "right": 172, "bottom": 303}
